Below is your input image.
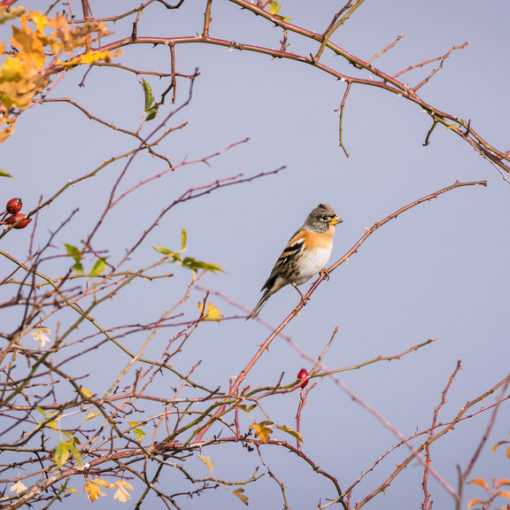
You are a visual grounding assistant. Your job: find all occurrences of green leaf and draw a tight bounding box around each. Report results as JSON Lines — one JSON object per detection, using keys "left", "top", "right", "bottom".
{"left": 180, "top": 227, "right": 187, "bottom": 251}
{"left": 128, "top": 421, "right": 146, "bottom": 442}
{"left": 145, "top": 105, "right": 158, "bottom": 121}
{"left": 278, "top": 424, "right": 303, "bottom": 441}
{"left": 67, "top": 440, "right": 82, "bottom": 465}
{"left": 140, "top": 78, "right": 154, "bottom": 111}
{"left": 54, "top": 441, "right": 70, "bottom": 468}
{"left": 153, "top": 246, "right": 181, "bottom": 261}
{"left": 72, "top": 262, "right": 84, "bottom": 274}
{"left": 239, "top": 404, "right": 256, "bottom": 414}
{"left": 85, "top": 411, "right": 100, "bottom": 421}
{"left": 64, "top": 243, "right": 82, "bottom": 264}
{"left": 182, "top": 257, "right": 225, "bottom": 273}
{"left": 0, "top": 169, "right": 13, "bottom": 178}
{"left": 89, "top": 258, "right": 107, "bottom": 277}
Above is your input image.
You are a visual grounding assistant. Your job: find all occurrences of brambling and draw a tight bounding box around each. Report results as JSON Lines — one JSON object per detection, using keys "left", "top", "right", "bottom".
{"left": 247, "top": 203, "right": 342, "bottom": 319}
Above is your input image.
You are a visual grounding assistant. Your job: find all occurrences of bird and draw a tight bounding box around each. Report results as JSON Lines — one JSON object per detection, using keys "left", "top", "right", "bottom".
{"left": 247, "top": 203, "right": 342, "bottom": 319}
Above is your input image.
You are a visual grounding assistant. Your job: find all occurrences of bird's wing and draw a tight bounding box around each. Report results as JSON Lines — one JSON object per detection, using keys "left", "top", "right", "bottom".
{"left": 261, "top": 230, "right": 306, "bottom": 291}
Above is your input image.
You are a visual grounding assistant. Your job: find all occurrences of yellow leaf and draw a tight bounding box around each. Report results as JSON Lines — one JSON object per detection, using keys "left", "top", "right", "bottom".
{"left": 233, "top": 487, "right": 248, "bottom": 505}
{"left": 469, "top": 478, "right": 488, "bottom": 491}
{"left": 79, "top": 387, "right": 92, "bottom": 398}
{"left": 10, "top": 480, "right": 27, "bottom": 495}
{"left": 197, "top": 302, "right": 223, "bottom": 321}
{"left": 111, "top": 480, "right": 133, "bottom": 503}
{"left": 83, "top": 478, "right": 110, "bottom": 502}
{"left": 506, "top": 445, "right": 510, "bottom": 460}
{"left": 85, "top": 411, "right": 100, "bottom": 421}
{"left": 198, "top": 454, "right": 214, "bottom": 473}
{"left": 268, "top": 1, "right": 282, "bottom": 15}
{"left": 250, "top": 422, "right": 273, "bottom": 443}
{"left": 467, "top": 499, "right": 484, "bottom": 510}
{"left": 30, "top": 11, "right": 49, "bottom": 33}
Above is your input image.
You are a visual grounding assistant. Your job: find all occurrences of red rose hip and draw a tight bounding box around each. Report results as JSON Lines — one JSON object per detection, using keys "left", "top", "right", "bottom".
{"left": 6, "top": 213, "right": 31, "bottom": 229}
{"left": 296, "top": 368, "right": 309, "bottom": 388}
{"left": 6, "top": 197, "right": 22, "bottom": 214}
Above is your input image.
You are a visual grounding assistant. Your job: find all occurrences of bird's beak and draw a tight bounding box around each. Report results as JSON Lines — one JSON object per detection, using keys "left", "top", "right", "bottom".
{"left": 330, "top": 216, "right": 342, "bottom": 226}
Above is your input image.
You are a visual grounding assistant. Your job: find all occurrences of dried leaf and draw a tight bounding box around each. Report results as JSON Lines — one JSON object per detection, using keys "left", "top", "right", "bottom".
{"left": 233, "top": 488, "right": 248, "bottom": 505}
{"left": 10, "top": 480, "right": 27, "bottom": 494}
{"left": 30, "top": 327, "right": 51, "bottom": 348}
{"left": 112, "top": 480, "right": 133, "bottom": 503}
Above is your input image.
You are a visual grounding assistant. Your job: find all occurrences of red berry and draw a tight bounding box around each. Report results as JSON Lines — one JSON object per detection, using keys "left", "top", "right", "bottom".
{"left": 296, "top": 368, "right": 309, "bottom": 388}
{"left": 6, "top": 197, "right": 22, "bottom": 214}
{"left": 6, "top": 213, "right": 31, "bottom": 229}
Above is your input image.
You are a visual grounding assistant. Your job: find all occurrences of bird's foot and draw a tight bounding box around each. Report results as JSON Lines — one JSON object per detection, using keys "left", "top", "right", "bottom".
{"left": 320, "top": 268, "right": 330, "bottom": 281}
{"left": 292, "top": 283, "right": 309, "bottom": 306}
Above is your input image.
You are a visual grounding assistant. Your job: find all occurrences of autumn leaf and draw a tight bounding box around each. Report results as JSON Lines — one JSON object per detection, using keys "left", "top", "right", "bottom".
{"left": 198, "top": 454, "right": 214, "bottom": 472}
{"left": 467, "top": 498, "right": 484, "bottom": 510}
{"left": 83, "top": 478, "right": 110, "bottom": 502}
{"left": 469, "top": 478, "right": 488, "bottom": 491}
{"left": 112, "top": 480, "right": 133, "bottom": 503}
{"left": 496, "top": 478, "right": 510, "bottom": 488}
{"left": 232, "top": 487, "right": 248, "bottom": 505}
{"left": 0, "top": 168, "right": 13, "bottom": 178}
{"left": 197, "top": 301, "right": 224, "bottom": 321}
{"left": 250, "top": 421, "right": 273, "bottom": 443}
{"left": 496, "top": 489, "right": 510, "bottom": 500}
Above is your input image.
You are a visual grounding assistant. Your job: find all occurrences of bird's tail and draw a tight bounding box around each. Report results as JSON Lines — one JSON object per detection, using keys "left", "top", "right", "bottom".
{"left": 245, "top": 289, "right": 273, "bottom": 320}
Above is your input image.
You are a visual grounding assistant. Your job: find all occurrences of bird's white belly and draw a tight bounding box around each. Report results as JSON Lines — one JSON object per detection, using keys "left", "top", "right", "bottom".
{"left": 294, "top": 246, "right": 332, "bottom": 285}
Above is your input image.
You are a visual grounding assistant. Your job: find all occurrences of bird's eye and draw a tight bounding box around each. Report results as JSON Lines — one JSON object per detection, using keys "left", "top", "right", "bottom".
{"left": 322, "top": 215, "right": 328, "bottom": 221}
